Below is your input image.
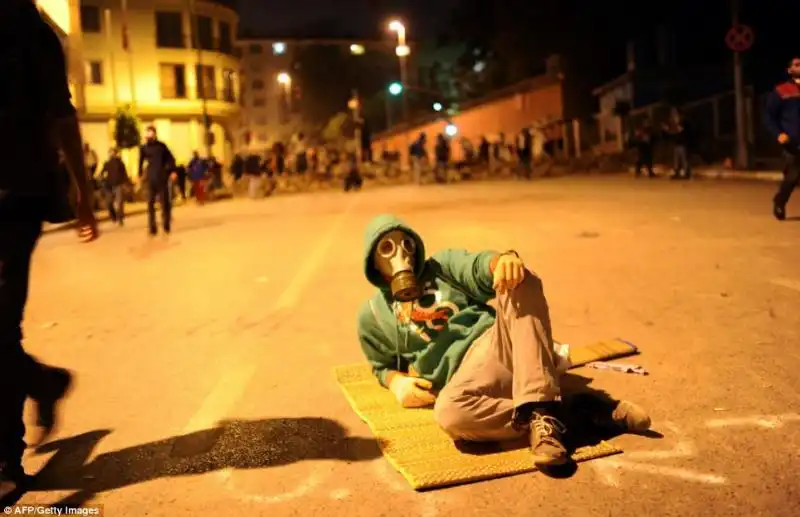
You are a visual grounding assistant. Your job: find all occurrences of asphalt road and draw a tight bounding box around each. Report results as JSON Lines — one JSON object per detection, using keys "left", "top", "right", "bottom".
{"left": 15, "top": 176, "right": 800, "bottom": 516}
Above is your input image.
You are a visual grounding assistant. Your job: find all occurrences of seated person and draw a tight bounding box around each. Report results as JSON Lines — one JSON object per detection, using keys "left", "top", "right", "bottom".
{"left": 357, "top": 215, "right": 651, "bottom": 468}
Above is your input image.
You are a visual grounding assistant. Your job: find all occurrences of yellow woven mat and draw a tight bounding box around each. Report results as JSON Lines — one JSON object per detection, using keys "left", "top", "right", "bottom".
{"left": 335, "top": 351, "right": 625, "bottom": 490}
{"left": 565, "top": 337, "right": 639, "bottom": 367}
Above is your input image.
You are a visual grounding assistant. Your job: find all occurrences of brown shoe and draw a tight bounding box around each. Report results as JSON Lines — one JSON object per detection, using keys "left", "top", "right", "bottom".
{"left": 529, "top": 411, "right": 569, "bottom": 468}
{"left": 611, "top": 400, "right": 652, "bottom": 433}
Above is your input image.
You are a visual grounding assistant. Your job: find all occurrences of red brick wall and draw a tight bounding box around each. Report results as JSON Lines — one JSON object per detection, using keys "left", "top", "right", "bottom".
{"left": 372, "top": 81, "right": 564, "bottom": 162}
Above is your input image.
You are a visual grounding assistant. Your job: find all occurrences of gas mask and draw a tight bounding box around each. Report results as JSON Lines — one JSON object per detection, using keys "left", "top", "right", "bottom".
{"left": 373, "top": 230, "right": 419, "bottom": 301}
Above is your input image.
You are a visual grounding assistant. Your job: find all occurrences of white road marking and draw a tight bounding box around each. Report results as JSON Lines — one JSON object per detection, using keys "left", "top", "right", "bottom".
{"left": 329, "top": 488, "right": 352, "bottom": 500}
{"left": 219, "top": 468, "right": 324, "bottom": 504}
{"left": 182, "top": 196, "right": 360, "bottom": 435}
{"left": 595, "top": 459, "right": 727, "bottom": 486}
{"left": 592, "top": 422, "right": 727, "bottom": 487}
{"left": 371, "top": 459, "right": 447, "bottom": 517}
{"left": 705, "top": 413, "right": 800, "bottom": 429}
{"left": 770, "top": 278, "right": 800, "bottom": 293}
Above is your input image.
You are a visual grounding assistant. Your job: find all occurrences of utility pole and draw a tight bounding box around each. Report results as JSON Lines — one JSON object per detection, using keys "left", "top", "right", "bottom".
{"left": 350, "top": 89, "right": 363, "bottom": 163}
{"left": 189, "top": 0, "right": 212, "bottom": 158}
{"left": 732, "top": 0, "right": 749, "bottom": 169}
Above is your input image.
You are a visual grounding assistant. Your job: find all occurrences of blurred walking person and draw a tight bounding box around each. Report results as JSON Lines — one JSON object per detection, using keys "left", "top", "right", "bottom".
{"left": 187, "top": 151, "right": 208, "bottom": 204}
{"left": 631, "top": 119, "right": 656, "bottom": 178}
{"left": 764, "top": 56, "right": 800, "bottom": 221}
{"left": 139, "top": 126, "right": 175, "bottom": 235}
{"left": 662, "top": 109, "right": 694, "bottom": 180}
{"left": 100, "top": 148, "right": 129, "bottom": 225}
{"left": 516, "top": 127, "right": 533, "bottom": 179}
{"left": 434, "top": 134, "right": 450, "bottom": 183}
{"left": 244, "top": 151, "right": 263, "bottom": 198}
{"left": 0, "top": 0, "right": 99, "bottom": 504}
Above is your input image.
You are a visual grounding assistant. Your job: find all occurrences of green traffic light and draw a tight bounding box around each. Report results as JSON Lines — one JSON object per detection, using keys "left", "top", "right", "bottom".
{"left": 388, "top": 82, "right": 403, "bottom": 95}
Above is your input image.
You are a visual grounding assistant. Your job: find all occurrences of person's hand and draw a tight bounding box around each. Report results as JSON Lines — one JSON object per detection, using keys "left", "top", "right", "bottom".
{"left": 493, "top": 252, "right": 526, "bottom": 293}
{"left": 75, "top": 195, "right": 99, "bottom": 243}
{"left": 778, "top": 133, "right": 790, "bottom": 145}
{"left": 389, "top": 374, "right": 437, "bottom": 408}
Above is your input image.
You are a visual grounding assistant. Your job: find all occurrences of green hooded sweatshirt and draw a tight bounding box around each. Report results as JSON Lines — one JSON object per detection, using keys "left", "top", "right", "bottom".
{"left": 358, "top": 214, "right": 498, "bottom": 391}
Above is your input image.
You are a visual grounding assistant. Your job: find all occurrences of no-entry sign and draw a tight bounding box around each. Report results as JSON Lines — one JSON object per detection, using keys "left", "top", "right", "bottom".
{"left": 726, "top": 24, "right": 754, "bottom": 52}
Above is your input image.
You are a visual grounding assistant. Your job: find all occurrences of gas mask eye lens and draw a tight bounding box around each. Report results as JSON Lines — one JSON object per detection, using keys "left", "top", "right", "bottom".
{"left": 401, "top": 238, "right": 416, "bottom": 254}
{"left": 378, "top": 238, "right": 396, "bottom": 258}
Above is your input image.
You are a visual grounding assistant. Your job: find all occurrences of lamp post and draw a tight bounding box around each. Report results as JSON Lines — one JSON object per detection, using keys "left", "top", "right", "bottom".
{"left": 348, "top": 91, "right": 362, "bottom": 163}
{"left": 277, "top": 71, "right": 292, "bottom": 119}
{"left": 188, "top": 0, "right": 211, "bottom": 158}
{"left": 388, "top": 20, "right": 410, "bottom": 123}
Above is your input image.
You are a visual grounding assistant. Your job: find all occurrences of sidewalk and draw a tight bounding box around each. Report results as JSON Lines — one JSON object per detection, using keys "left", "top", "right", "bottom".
{"left": 629, "top": 165, "right": 782, "bottom": 182}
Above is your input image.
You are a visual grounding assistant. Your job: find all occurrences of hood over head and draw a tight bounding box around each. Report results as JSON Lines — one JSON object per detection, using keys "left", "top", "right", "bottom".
{"left": 363, "top": 214, "right": 426, "bottom": 289}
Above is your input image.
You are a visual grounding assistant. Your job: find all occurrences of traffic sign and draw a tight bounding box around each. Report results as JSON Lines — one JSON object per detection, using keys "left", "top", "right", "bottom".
{"left": 725, "top": 24, "right": 754, "bottom": 52}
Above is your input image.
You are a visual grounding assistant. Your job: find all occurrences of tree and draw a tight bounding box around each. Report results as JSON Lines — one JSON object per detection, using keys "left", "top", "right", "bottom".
{"left": 113, "top": 105, "right": 141, "bottom": 149}
{"left": 322, "top": 112, "right": 349, "bottom": 142}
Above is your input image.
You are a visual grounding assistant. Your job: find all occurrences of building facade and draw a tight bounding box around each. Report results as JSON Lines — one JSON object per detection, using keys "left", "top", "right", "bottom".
{"left": 235, "top": 38, "right": 417, "bottom": 152}
{"left": 38, "top": 0, "right": 241, "bottom": 169}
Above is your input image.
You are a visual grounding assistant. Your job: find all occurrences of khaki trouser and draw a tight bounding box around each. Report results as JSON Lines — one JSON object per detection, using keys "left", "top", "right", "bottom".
{"left": 433, "top": 272, "right": 561, "bottom": 442}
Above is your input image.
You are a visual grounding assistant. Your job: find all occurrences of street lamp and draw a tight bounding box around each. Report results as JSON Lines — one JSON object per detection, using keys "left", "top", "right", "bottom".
{"left": 277, "top": 72, "right": 292, "bottom": 115}
{"left": 433, "top": 102, "right": 443, "bottom": 112}
{"left": 350, "top": 43, "right": 365, "bottom": 55}
{"left": 445, "top": 123, "right": 458, "bottom": 137}
{"left": 387, "top": 19, "right": 409, "bottom": 122}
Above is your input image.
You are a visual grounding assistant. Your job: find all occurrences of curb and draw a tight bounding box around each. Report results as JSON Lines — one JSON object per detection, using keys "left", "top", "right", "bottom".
{"left": 42, "top": 193, "right": 233, "bottom": 234}
{"left": 628, "top": 166, "right": 782, "bottom": 182}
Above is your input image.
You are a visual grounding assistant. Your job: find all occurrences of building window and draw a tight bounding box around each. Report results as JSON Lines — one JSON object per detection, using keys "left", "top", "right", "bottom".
{"left": 222, "top": 69, "right": 235, "bottom": 103}
{"left": 253, "top": 98, "right": 266, "bottom": 107}
{"left": 252, "top": 79, "right": 264, "bottom": 90}
{"left": 155, "top": 12, "right": 184, "bottom": 49}
{"left": 196, "top": 65, "right": 216, "bottom": 100}
{"left": 219, "top": 22, "right": 232, "bottom": 54}
{"left": 86, "top": 61, "right": 103, "bottom": 85}
{"left": 160, "top": 64, "right": 187, "bottom": 99}
{"left": 80, "top": 5, "right": 101, "bottom": 33}
{"left": 249, "top": 44, "right": 262, "bottom": 54}
{"left": 192, "top": 15, "right": 214, "bottom": 51}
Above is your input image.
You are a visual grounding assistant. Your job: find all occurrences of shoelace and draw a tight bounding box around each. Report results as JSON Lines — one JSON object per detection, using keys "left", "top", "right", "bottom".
{"left": 531, "top": 413, "right": 567, "bottom": 438}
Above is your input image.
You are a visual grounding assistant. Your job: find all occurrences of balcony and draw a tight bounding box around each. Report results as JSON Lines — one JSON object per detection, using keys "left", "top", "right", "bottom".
{"left": 156, "top": 35, "right": 235, "bottom": 55}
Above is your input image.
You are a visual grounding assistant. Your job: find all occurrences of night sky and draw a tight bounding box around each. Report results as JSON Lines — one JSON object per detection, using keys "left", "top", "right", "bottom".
{"left": 237, "top": 0, "right": 458, "bottom": 39}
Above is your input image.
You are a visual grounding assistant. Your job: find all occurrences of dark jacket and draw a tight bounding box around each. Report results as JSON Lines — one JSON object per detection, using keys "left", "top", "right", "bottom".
{"left": 139, "top": 140, "right": 175, "bottom": 183}
{"left": 1, "top": 1, "right": 74, "bottom": 197}
{"left": 100, "top": 157, "right": 128, "bottom": 187}
{"left": 764, "top": 81, "right": 800, "bottom": 147}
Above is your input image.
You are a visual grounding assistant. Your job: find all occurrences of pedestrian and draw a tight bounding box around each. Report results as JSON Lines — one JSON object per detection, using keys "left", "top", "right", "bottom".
{"left": 516, "top": 127, "right": 534, "bottom": 179}
{"left": 631, "top": 119, "right": 656, "bottom": 178}
{"left": 83, "top": 143, "right": 98, "bottom": 183}
{"left": 138, "top": 126, "right": 176, "bottom": 235}
{"left": 763, "top": 56, "right": 800, "bottom": 221}
{"left": 99, "top": 148, "right": 129, "bottom": 225}
{"left": 244, "top": 151, "right": 263, "bottom": 198}
{"left": 343, "top": 153, "right": 363, "bottom": 192}
{"left": 662, "top": 108, "right": 694, "bottom": 180}
{"left": 231, "top": 153, "right": 244, "bottom": 182}
{"left": 1, "top": 0, "right": 99, "bottom": 504}
{"left": 172, "top": 163, "right": 187, "bottom": 202}
{"left": 409, "top": 133, "right": 428, "bottom": 184}
{"left": 434, "top": 133, "right": 450, "bottom": 183}
{"left": 187, "top": 151, "right": 208, "bottom": 204}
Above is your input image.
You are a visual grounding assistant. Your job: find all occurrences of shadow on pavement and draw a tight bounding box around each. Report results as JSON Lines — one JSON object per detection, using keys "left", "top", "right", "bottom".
{"left": 453, "top": 373, "right": 662, "bottom": 480}
{"left": 27, "top": 417, "right": 382, "bottom": 507}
